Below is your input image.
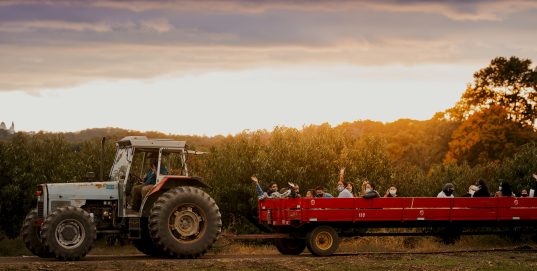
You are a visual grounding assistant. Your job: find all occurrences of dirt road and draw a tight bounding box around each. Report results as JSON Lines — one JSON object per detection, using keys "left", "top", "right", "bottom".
{"left": 1, "top": 250, "right": 536, "bottom": 271}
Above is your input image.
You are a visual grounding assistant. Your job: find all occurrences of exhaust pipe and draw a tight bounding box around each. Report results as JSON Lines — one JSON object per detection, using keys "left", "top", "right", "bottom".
{"left": 100, "top": 137, "right": 106, "bottom": 181}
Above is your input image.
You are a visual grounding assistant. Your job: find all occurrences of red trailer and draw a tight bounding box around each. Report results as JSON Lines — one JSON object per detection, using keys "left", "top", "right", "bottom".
{"left": 256, "top": 197, "right": 537, "bottom": 256}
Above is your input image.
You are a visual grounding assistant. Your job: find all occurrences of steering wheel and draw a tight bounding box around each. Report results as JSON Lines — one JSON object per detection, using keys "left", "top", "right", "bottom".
{"left": 129, "top": 173, "right": 143, "bottom": 184}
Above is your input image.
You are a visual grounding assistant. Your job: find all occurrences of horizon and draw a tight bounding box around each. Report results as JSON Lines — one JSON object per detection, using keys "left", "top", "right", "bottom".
{"left": 1, "top": 1, "right": 537, "bottom": 136}
{"left": 3, "top": 114, "right": 443, "bottom": 138}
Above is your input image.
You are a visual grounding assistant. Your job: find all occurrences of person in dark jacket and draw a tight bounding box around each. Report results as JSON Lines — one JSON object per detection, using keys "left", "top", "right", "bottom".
{"left": 495, "top": 180, "right": 514, "bottom": 197}
{"left": 361, "top": 180, "right": 380, "bottom": 199}
{"left": 473, "top": 179, "right": 490, "bottom": 197}
{"left": 315, "top": 186, "right": 333, "bottom": 198}
{"left": 251, "top": 176, "right": 291, "bottom": 199}
{"left": 131, "top": 159, "right": 168, "bottom": 209}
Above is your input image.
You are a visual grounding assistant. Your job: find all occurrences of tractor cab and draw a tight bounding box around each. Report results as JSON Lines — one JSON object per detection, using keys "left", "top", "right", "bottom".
{"left": 110, "top": 136, "right": 204, "bottom": 217}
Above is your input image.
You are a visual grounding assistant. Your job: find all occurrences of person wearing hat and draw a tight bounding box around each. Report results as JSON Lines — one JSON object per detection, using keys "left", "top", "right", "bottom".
{"left": 437, "top": 183, "right": 455, "bottom": 198}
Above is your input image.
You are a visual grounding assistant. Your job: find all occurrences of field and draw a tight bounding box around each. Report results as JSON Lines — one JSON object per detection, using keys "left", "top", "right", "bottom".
{"left": 0, "top": 235, "right": 535, "bottom": 271}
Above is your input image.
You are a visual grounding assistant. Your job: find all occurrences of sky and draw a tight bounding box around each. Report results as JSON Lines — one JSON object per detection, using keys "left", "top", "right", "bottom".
{"left": 1, "top": 0, "right": 537, "bottom": 136}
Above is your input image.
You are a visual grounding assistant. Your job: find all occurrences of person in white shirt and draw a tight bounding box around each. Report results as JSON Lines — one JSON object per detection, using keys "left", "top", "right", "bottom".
{"left": 437, "top": 183, "right": 455, "bottom": 198}
{"left": 337, "top": 180, "right": 353, "bottom": 198}
{"left": 336, "top": 167, "right": 353, "bottom": 198}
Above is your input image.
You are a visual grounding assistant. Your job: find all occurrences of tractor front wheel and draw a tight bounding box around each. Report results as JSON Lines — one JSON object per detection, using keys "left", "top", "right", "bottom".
{"left": 40, "top": 206, "right": 96, "bottom": 260}
{"left": 21, "top": 209, "right": 53, "bottom": 258}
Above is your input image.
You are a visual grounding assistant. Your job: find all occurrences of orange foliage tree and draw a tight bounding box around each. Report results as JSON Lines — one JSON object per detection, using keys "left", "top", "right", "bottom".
{"left": 445, "top": 106, "right": 535, "bottom": 165}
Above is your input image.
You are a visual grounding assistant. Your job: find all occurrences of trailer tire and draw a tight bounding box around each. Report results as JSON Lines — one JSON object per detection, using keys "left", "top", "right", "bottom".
{"left": 275, "top": 238, "right": 306, "bottom": 255}
{"left": 149, "top": 187, "right": 222, "bottom": 258}
{"left": 306, "top": 226, "right": 339, "bottom": 256}
{"left": 438, "top": 226, "right": 462, "bottom": 245}
{"left": 21, "top": 209, "right": 54, "bottom": 258}
{"left": 132, "top": 218, "right": 164, "bottom": 256}
{"left": 40, "top": 206, "right": 96, "bottom": 260}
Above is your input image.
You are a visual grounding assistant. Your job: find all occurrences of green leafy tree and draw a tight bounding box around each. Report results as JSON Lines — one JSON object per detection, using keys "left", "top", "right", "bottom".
{"left": 447, "top": 56, "right": 537, "bottom": 126}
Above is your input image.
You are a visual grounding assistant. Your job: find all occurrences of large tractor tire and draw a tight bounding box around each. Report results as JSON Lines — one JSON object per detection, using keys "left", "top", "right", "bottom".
{"left": 306, "top": 225, "right": 340, "bottom": 256}
{"left": 275, "top": 238, "right": 306, "bottom": 255}
{"left": 40, "top": 206, "right": 96, "bottom": 260}
{"left": 132, "top": 218, "right": 165, "bottom": 257}
{"left": 21, "top": 209, "right": 54, "bottom": 258}
{"left": 149, "top": 186, "right": 222, "bottom": 258}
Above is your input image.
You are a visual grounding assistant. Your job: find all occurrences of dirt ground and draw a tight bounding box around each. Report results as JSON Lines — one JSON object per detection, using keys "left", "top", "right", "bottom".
{"left": 0, "top": 250, "right": 536, "bottom": 271}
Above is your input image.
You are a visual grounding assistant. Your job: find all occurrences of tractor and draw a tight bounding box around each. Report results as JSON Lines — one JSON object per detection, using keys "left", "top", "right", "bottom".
{"left": 20, "top": 136, "right": 222, "bottom": 260}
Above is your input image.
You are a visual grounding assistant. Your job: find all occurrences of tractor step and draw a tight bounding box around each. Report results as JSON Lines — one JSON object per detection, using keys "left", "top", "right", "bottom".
{"left": 128, "top": 218, "right": 141, "bottom": 239}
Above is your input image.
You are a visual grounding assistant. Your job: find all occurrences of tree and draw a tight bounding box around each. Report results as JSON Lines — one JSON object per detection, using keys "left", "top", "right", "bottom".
{"left": 447, "top": 56, "right": 537, "bottom": 126}
{"left": 445, "top": 106, "right": 535, "bottom": 165}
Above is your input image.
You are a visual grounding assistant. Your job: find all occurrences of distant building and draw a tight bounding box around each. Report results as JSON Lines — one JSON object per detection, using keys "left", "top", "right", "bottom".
{"left": 0, "top": 121, "right": 15, "bottom": 134}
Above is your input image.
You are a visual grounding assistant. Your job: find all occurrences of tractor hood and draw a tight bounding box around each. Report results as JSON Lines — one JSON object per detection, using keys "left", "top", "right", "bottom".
{"left": 46, "top": 181, "right": 119, "bottom": 201}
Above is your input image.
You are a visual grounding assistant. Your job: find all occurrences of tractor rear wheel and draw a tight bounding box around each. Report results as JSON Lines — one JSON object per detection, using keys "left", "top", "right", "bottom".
{"left": 21, "top": 209, "right": 54, "bottom": 258}
{"left": 275, "top": 238, "right": 306, "bottom": 255}
{"left": 40, "top": 206, "right": 96, "bottom": 260}
{"left": 306, "top": 225, "right": 340, "bottom": 256}
{"left": 149, "top": 187, "right": 222, "bottom": 258}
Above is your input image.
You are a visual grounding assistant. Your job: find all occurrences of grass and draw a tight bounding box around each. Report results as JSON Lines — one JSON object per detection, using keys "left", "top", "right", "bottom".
{"left": 336, "top": 235, "right": 522, "bottom": 254}
{"left": 0, "top": 237, "right": 30, "bottom": 257}
{"left": 1, "top": 235, "right": 536, "bottom": 271}
{"left": 1, "top": 231, "right": 535, "bottom": 257}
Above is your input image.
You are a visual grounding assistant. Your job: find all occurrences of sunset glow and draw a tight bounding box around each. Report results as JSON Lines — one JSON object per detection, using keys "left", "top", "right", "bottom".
{"left": 1, "top": 0, "right": 536, "bottom": 135}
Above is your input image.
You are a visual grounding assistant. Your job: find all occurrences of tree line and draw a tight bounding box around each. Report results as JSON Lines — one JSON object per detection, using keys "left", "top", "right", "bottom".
{"left": 1, "top": 56, "right": 537, "bottom": 237}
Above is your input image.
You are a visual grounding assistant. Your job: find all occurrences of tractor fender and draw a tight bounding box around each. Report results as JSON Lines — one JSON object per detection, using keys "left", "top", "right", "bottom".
{"left": 150, "top": 176, "right": 211, "bottom": 195}
{"left": 140, "top": 176, "right": 211, "bottom": 216}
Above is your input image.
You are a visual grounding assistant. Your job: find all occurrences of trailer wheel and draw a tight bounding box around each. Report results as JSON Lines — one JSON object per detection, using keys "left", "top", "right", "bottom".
{"left": 40, "top": 206, "right": 96, "bottom": 260}
{"left": 132, "top": 218, "right": 164, "bottom": 256}
{"left": 21, "top": 209, "right": 54, "bottom": 258}
{"left": 149, "top": 187, "right": 222, "bottom": 258}
{"left": 306, "top": 226, "right": 339, "bottom": 256}
{"left": 275, "top": 238, "right": 306, "bottom": 255}
{"left": 438, "top": 226, "right": 462, "bottom": 245}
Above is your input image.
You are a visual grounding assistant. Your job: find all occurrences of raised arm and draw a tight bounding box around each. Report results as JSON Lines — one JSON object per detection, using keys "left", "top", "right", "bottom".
{"left": 338, "top": 168, "right": 345, "bottom": 183}
{"left": 251, "top": 176, "right": 265, "bottom": 198}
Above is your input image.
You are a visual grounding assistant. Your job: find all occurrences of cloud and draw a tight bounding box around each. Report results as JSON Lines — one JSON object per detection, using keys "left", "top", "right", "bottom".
{"left": 0, "top": 19, "right": 178, "bottom": 33}
{"left": 140, "top": 19, "right": 173, "bottom": 33}
{"left": 2, "top": 0, "right": 537, "bottom": 21}
{"left": 83, "top": 0, "right": 537, "bottom": 22}
{"left": 1, "top": 0, "right": 537, "bottom": 92}
{"left": 2, "top": 36, "right": 531, "bottom": 92}
{"left": 0, "top": 20, "right": 113, "bottom": 32}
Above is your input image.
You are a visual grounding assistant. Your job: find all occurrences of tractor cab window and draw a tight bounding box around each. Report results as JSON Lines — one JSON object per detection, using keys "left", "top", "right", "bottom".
{"left": 130, "top": 150, "right": 159, "bottom": 179}
{"left": 109, "top": 146, "right": 133, "bottom": 182}
{"left": 160, "top": 149, "right": 187, "bottom": 176}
